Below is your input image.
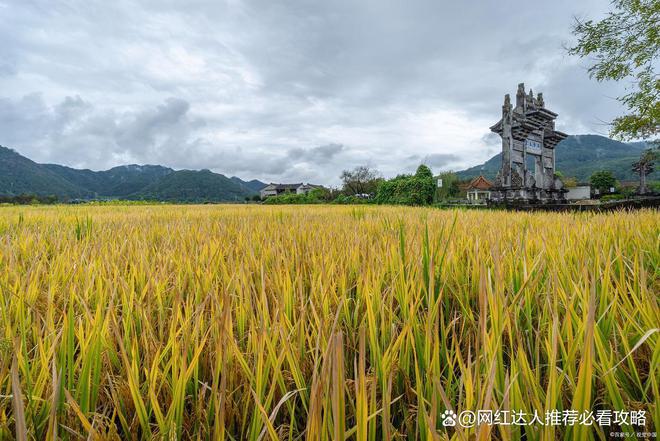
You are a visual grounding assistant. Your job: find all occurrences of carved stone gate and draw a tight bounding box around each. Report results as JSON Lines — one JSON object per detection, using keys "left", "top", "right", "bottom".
{"left": 489, "top": 83, "right": 568, "bottom": 202}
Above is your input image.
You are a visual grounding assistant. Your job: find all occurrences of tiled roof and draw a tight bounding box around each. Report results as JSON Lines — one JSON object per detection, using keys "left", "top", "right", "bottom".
{"left": 467, "top": 175, "right": 493, "bottom": 190}
{"left": 265, "top": 183, "right": 303, "bottom": 190}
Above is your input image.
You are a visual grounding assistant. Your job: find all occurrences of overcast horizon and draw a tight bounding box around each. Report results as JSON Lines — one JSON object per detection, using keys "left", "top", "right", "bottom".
{"left": 0, "top": 0, "right": 629, "bottom": 185}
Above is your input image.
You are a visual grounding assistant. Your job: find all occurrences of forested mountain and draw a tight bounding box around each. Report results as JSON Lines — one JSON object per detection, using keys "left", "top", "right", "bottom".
{"left": 457, "top": 135, "right": 655, "bottom": 181}
{"left": 230, "top": 176, "right": 270, "bottom": 193}
{"left": 136, "top": 170, "right": 258, "bottom": 202}
{"left": 42, "top": 163, "right": 174, "bottom": 197}
{"left": 0, "top": 145, "right": 266, "bottom": 201}
{"left": 0, "top": 146, "right": 90, "bottom": 198}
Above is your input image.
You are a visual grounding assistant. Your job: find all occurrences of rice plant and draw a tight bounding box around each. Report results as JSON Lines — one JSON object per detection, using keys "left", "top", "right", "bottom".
{"left": 0, "top": 205, "right": 657, "bottom": 440}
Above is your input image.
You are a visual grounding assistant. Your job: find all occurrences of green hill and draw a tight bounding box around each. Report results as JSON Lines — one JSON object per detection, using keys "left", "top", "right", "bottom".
{"left": 0, "top": 146, "right": 90, "bottom": 197}
{"left": 43, "top": 163, "right": 174, "bottom": 197}
{"left": 230, "top": 176, "right": 267, "bottom": 193}
{"left": 133, "top": 169, "right": 256, "bottom": 202}
{"left": 457, "top": 135, "right": 656, "bottom": 182}
{"left": 0, "top": 145, "right": 265, "bottom": 201}
{"left": 102, "top": 165, "right": 175, "bottom": 196}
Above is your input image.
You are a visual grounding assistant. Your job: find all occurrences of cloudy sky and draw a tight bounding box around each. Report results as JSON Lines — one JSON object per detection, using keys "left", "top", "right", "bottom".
{"left": 0, "top": 0, "right": 627, "bottom": 184}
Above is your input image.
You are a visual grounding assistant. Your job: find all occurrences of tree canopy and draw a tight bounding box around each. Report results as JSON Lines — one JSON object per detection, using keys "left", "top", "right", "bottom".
{"left": 435, "top": 171, "right": 461, "bottom": 200}
{"left": 590, "top": 170, "right": 617, "bottom": 193}
{"left": 374, "top": 165, "right": 436, "bottom": 205}
{"left": 568, "top": 0, "right": 659, "bottom": 140}
{"left": 340, "top": 166, "right": 382, "bottom": 196}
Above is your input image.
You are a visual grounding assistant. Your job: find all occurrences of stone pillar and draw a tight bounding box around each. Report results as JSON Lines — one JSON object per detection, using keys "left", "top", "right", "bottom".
{"left": 501, "top": 94, "right": 513, "bottom": 187}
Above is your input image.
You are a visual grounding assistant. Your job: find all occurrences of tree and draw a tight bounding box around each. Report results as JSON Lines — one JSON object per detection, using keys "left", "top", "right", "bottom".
{"left": 568, "top": 0, "right": 659, "bottom": 140}
{"left": 555, "top": 171, "right": 578, "bottom": 188}
{"left": 374, "top": 164, "right": 436, "bottom": 206}
{"left": 632, "top": 148, "right": 657, "bottom": 194}
{"left": 436, "top": 171, "right": 461, "bottom": 200}
{"left": 413, "top": 165, "right": 436, "bottom": 204}
{"left": 448, "top": 180, "right": 460, "bottom": 197}
{"left": 590, "top": 170, "right": 617, "bottom": 194}
{"left": 340, "top": 166, "right": 381, "bottom": 196}
{"left": 415, "top": 164, "right": 433, "bottom": 180}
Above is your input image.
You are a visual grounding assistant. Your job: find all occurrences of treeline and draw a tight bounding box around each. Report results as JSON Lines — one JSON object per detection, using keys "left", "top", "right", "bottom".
{"left": 263, "top": 165, "right": 439, "bottom": 206}
{"left": 0, "top": 194, "right": 164, "bottom": 205}
{"left": 0, "top": 194, "right": 60, "bottom": 205}
{"left": 263, "top": 150, "right": 658, "bottom": 206}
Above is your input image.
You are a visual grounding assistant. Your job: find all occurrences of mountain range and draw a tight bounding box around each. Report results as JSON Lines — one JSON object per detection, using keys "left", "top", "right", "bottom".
{"left": 1, "top": 134, "right": 655, "bottom": 201}
{"left": 457, "top": 134, "right": 655, "bottom": 182}
{"left": 0, "top": 145, "right": 266, "bottom": 201}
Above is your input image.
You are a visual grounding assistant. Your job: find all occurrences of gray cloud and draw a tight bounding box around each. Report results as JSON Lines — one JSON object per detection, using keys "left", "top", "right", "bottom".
{"left": 0, "top": 0, "right": 624, "bottom": 184}
{"left": 287, "top": 144, "right": 345, "bottom": 162}
{"left": 422, "top": 153, "right": 461, "bottom": 169}
{"left": 481, "top": 132, "right": 500, "bottom": 146}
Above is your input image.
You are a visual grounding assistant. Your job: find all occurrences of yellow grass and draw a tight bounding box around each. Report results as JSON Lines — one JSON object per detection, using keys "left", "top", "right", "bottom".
{"left": 0, "top": 204, "right": 658, "bottom": 440}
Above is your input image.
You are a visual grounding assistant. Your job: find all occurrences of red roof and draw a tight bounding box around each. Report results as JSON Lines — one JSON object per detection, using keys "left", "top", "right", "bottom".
{"left": 467, "top": 175, "right": 493, "bottom": 190}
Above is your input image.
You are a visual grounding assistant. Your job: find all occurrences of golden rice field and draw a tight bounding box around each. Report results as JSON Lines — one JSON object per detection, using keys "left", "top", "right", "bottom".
{"left": 0, "top": 205, "right": 658, "bottom": 440}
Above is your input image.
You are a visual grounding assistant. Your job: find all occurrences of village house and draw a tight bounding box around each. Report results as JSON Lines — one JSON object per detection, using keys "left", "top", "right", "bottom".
{"left": 260, "top": 183, "right": 323, "bottom": 199}
{"left": 466, "top": 175, "right": 493, "bottom": 203}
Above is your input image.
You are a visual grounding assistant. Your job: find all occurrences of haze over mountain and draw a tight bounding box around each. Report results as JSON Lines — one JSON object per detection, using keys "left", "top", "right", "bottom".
{"left": 456, "top": 135, "right": 654, "bottom": 182}
{"left": 0, "top": 145, "right": 266, "bottom": 201}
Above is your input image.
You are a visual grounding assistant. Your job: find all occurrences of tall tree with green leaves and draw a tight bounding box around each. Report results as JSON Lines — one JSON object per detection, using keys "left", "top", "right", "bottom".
{"left": 340, "top": 166, "right": 382, "bottom": 196}
{"left": 374, "top": 165, "right": 436, "bottom": 205}
{"left": 435, "top": 171, "right": 461, "bottom": 200}
{"left": 590, "top": 170, "right": 617, "bottom": 194}
{"left": 568, "top": 0, "right": 659, "bottom": 140}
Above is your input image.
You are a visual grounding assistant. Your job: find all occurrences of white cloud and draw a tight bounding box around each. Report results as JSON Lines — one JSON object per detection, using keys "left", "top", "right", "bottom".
{"left": 0, "top": 0, "right": 625, "bottom": 184}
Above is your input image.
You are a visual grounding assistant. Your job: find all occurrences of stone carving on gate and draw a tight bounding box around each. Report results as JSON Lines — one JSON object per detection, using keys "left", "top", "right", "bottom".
{"left": 511, "top": 168, "right": 523, "bottom": 187}
{"left": 525, "top": 170, "right": 535, "bottom": 188}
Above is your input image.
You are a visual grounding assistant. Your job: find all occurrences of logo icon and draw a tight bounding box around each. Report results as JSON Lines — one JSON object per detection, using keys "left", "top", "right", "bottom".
{"left": 441, "top": 410, "right": 458, "bottom": 427}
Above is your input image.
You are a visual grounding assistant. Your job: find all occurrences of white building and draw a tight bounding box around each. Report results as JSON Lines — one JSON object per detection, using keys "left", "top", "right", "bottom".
{"left": 260, "top": 183, "right": 323, "bottom": 199}
{"left": 296, "top": 183, "right": 322, "bottom": 195}
{"left": 565, "top": 185, "right": 591, "bottom": 200}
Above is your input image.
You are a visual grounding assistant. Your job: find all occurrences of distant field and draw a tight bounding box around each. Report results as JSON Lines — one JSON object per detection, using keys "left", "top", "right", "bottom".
{"left": 0, "top": 205, "right": 657, "bottom": 440}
